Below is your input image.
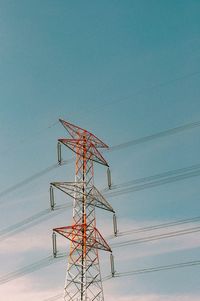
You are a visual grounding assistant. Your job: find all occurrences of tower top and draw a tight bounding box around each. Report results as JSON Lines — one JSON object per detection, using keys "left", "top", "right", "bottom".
{"left": 59, "top": 118, "right": 109, "bottom": 149}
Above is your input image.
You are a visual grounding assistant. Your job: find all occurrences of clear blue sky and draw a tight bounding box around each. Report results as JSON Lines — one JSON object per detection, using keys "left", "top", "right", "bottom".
{"left": 0, "top": 1, "right": 200, "bottom": 301}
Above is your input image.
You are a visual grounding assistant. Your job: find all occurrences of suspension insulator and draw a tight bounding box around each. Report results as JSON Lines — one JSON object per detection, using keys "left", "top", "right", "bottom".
{"left": 57, "top": 142, "right": 62, "bottom": 165}
{"left": 52, "top": 232, "right": 57, "bottom": 258}
{"left": 113, "top": 213, "right": 118, "bottom": 236}
{"left": 110, "top": 253, "right": 115, "bottom": 277}
{"left": 107, "top": 167, "right": 112, "bottom": 189}
{"left": 50, "top": 185, "right": 55, "bottom": 210}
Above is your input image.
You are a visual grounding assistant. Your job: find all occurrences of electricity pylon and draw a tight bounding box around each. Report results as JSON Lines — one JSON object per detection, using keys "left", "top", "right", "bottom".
{"left": 50, "top": 119, "right": 117, "bottom": 301}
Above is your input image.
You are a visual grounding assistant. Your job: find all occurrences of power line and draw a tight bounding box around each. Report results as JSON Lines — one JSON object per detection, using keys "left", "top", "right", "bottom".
{"left": 1, "top": 162, "right": 200, "bottom": 240}
{"left": 2, "top": 69, "right": 200, "bottom": 158}
{"left": 0, "top": 122, "right": 199, "bottom": 288}
{"left": 107, "top": 163, "right": 200, "bottom": 190}
{"left": 111, "top": 225, "right": 200, "bottom": 248}
{"left": 0, "top": 254, "right": 66, "bottom": 285}
{"left": 90, "top": 70, "right": 200, "bottom": 113}
{"left": 43, "top": 294, "right": 63, "bottom": 301}
{"left": 1, "top": 118, "right": 200, "bottom": 204}
{"left": 0, "top": 121, "right": 59, "bottom": 156}
{"left": 1, "top": 195, "right": 199, "bottom": 242}
{"left": 106, "top": 167, "right": 200, "bottom": 198}
{"left": 108, "top": 120, "right": 200, "bottom": 152}
{"left": 1, "top": 222, "right": 200, "bottom": 285}
{"left": 42, "top": 259, "right": 200, "bottom": 301}
{"left": 115, "top": 259, "right": 200, "bottom": 277}
{"left": 0, "top": 204, "right": 71, "bottom": 242}
{"left": 0, "top": 163, "right": 58, "bottom": 201}
{"left": 0, "top": 256, "right": 53, "bottom": 285}
{"left": 108, "top": 215, "right": 200, "bottom": 238}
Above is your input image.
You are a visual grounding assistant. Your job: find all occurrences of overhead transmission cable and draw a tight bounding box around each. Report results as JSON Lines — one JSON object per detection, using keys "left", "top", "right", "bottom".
{"left": 0, "top": 120, "right": 59, "bottom": 156}
{"left": 108, "top": 215, "right": 200, "bottom": 239}
{"left": 1, "top": 163, "right": 200, "bottom": 240}
{"left": 42, "top": 259, "right": 200, "bottom": 301}
{"left": 106, "top": 162, "right": 200, "bottom": 191}
{"left": 106, "top": 166, "right": 200, "bottom": 199}
{"left": 0, "top": 253, "right": 66, "bottom": 285}
{"left": 2, "top": 68, "right": 200, "bottom": 157}
{"left": 95, "top": 70, "right": 200, "bottom": 110}
{"left": 0, "top": 203, "right": 71, "bottom": 242}
{"left": 111, "top": 225, "right": 200, "bottom": 248}
{"left": 0, "top": 119, "right": 200, "bottom": 202}
{"left": 108, "top": 120, "right": 200, "bottom": 152}
{"left": 1, "top": 222, "right": 200, "bottom": 285}
{"left": 115, "top": 259, "right": 200, "bottom": 276}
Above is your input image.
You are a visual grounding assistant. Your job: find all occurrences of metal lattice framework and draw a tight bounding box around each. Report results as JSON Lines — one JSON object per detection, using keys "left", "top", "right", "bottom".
{"left": 51, "top": 119, "right": 115, "bottom": 301}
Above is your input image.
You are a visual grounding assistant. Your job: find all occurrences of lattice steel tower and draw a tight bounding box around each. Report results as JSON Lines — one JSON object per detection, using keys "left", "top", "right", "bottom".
{"left": 50, "top": 119, "right": 116, "bottom": 301}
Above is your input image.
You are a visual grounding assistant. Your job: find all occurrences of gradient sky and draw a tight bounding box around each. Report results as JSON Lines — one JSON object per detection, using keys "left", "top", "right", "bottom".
{"left": 0, "top": 1, "right": 200, "bottom": 300}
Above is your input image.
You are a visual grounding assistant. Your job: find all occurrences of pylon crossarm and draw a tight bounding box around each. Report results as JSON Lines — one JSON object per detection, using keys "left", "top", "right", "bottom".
{"left": 59, "top": 119, "right": 109, "bottom": 149}
{"left": 51, "top": 182, "right": 86, "bottom": 199}
{"left": 91, "top": 227, "right": 112, "bottom": 252}
{"left": 90, "top": 186, "right": 114, "bottom": 213}
{"left": 53, "top": 225, "right": 111, "bottom": 252}
{"left": 51, "top": 182, "right": 114, "bottom": 213}
{"left": 58, "top": 138, "right": 108, "bottom": 166}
